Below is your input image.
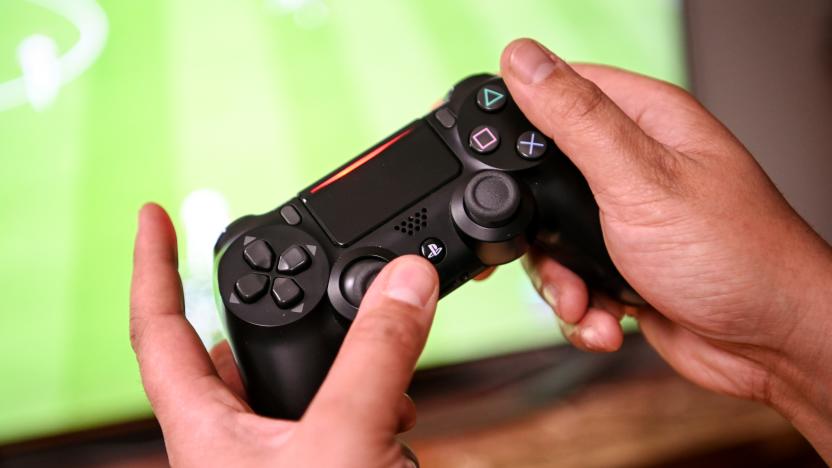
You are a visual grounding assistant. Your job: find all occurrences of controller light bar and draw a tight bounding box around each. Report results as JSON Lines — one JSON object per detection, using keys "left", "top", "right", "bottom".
{"left": 310, "top": 127, "right": 413, "bottom": 194}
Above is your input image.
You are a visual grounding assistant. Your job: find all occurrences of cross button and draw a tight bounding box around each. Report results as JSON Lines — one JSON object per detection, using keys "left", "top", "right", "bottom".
{"left": 516, "top": 131, "right": 547, "bottom": 160}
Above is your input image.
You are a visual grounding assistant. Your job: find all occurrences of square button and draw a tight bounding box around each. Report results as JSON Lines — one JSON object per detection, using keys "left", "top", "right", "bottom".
{"left": 469, "top": 125, "right": 500, "bottom": 154}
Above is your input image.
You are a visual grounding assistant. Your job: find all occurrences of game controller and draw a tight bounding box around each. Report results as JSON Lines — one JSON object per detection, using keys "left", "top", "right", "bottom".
{"left": 214, "top": 74, "right": 641, "bottom": 419}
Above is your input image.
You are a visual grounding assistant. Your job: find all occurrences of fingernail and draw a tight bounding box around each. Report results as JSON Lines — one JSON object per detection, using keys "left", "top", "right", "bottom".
{"left": 623, "top": 305, "right": 640, "bottom": 319}
{"left": 559, "top": 319, "right": 577, "bottom": 338}
{"left": 510, "top": 40, "right": 558, "bottom": 85}
{"left": 383, "top": 260, "right": 436, "bottom": 309}
{"left": 138, "top": 203, "right": 156, "bottom": 229}
{"left": 521, "top": 257, "right": 542, "bottom": 291}
{"left": 542, "top": 284, "right": 558, "bottom": 311}
{"left": 580, "top": 327, "right": 605, "bottom": 351}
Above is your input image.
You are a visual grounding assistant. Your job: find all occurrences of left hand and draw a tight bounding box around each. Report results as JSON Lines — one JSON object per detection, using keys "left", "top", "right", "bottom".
{"left": 130, "top": 203, "right": 438, "bottom": 467}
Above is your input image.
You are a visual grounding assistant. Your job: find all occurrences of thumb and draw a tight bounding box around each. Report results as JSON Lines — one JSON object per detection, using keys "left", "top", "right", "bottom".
{"left": 304, "top": 256, "right": 438, "bottom": 432}
{"left": 500, "top": 38, "right": 674, "bottom": 198}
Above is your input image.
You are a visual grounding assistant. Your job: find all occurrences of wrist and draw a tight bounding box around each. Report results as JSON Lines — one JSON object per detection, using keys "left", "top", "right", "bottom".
{"left": 765, "top": 236, "right": 832, "bottom": 460}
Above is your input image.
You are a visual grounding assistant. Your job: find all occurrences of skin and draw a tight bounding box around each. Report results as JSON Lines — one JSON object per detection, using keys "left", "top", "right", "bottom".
{"left": 130, "top": 38, "right": 832, "bottom": 466}
{"left": 131, "top": 204, "right": 438, "bottom": 467}
{"left": 499, "top": 39, "right": 832, "bottom": 460}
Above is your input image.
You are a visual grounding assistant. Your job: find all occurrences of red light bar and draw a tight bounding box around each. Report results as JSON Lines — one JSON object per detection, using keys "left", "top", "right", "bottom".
{"left": 309, "top": 127, "right": 413, "bottom": 194}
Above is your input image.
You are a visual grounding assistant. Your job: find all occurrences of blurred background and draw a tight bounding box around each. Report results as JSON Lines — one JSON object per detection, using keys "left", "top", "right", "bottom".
{"left": 0, "top": 0, "right": 829, "bottom": 466}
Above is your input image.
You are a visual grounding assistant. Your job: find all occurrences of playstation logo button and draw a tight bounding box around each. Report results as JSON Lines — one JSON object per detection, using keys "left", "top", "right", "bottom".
{"left": 420, "top": 238, "right": 446, "bottom": 264}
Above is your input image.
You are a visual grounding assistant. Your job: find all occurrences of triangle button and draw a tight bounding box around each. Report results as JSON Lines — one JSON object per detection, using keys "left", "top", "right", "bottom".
{"left": 484, "top": 88, "right": 504, "bottom": 106}
{"left": 478, "top": 86, "right": 506, "bottom": 111}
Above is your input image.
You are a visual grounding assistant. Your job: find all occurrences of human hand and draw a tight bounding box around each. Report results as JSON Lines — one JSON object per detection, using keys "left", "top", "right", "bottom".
{"left": 130, "top": 204, "right": 438, "bottom": 467}
{"left": 500, "top": 39, "right": 832, "bottom": 456}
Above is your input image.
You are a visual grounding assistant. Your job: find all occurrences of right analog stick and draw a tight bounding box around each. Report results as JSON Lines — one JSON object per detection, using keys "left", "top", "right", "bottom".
{"left": 340, "top": 258, "right": 387, "bottom": 307}
{"left": 463, "top": 171, "right": 521, "bottom": 228}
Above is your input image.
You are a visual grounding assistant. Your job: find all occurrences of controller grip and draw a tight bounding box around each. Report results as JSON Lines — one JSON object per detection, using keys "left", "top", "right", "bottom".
{"left": 223, "top": 307, "right": 347, "bottom": 419}
{"left": 527, "top": 157, "right": 644, "bottom": 305}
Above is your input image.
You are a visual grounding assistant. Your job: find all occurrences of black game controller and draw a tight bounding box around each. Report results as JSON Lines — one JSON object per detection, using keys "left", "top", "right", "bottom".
{"left": 214, "top": 74, "right": 641, "bottom": 419}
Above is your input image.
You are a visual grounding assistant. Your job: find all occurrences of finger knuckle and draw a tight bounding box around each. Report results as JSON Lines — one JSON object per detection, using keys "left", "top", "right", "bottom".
{"left": 648, "top": 148, "right": 684, "bottom": 189}
{"left": 351, "top": 307, "right": 425, "bottom": 352}
{"left": 557, "top": 78, "right": 606, "bottom": 122}
{"left": 308, "top": 398, "right": 357, "bottom": 426}
{"left": 128, "top": 314, "right": 146, "bottom": 352}
{"left": 640, "top": 145, "right": 695, "bottom": 197}
{"left": 662, "top": 81, "right": 697, "bottom": 105}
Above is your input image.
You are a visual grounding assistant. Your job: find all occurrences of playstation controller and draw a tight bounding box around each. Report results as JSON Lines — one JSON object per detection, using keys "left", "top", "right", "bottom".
{"left": 214, "top": 74, "right": 640, "bottom": 419}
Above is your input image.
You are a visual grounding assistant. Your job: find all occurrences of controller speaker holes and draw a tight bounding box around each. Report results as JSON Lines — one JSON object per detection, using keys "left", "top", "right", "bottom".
{"left": 392, "top": 208, "right": 428, "bottom": 236}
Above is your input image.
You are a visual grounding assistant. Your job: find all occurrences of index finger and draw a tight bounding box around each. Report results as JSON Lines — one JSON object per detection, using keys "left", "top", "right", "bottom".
{"left": 130, "top": 204, "right": 243, "bottom": 421}
{"left": 570, "top": 64, "right": 733, "bottom": 151}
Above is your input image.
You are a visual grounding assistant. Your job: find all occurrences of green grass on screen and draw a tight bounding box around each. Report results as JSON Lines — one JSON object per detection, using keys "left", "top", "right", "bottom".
{"left": 0, "top": 0, "right": 685, "bottom": 444}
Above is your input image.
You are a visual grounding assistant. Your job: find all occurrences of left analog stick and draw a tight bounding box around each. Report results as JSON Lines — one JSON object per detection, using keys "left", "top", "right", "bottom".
{"left": 340, "top": 258, "right": 387, "bottom": 307}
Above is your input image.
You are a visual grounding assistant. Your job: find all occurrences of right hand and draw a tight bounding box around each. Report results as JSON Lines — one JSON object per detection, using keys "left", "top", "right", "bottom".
{"left": 499, "top": 39, "right": 832, "bottom": 458}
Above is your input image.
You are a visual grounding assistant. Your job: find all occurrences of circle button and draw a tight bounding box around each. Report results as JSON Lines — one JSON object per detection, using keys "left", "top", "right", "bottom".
{"left": 469, "top": 125, "right": 500, "bottom": 154}
{"left": 420, "top": 238, "right": 446, "bottom": 264}
{"left": 516, "top": 131, "right": 547, "bottom": 160}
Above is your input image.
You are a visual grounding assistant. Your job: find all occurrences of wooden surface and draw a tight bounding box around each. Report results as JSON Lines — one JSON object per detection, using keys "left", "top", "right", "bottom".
{"left": 406, "top": 373, "right": 821, "bottom": 467}
{"left": 3, "top": 347, "right": 824, "bottom": 467}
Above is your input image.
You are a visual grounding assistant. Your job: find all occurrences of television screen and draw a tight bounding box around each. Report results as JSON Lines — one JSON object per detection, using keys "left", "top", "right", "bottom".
{"left": 0, "top": 0, "right": 686, "bottom": 445}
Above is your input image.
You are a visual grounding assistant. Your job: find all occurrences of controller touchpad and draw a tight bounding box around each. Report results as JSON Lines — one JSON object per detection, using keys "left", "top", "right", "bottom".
{"left": 301, "top": 121, "right": 460, "bottom": 246}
